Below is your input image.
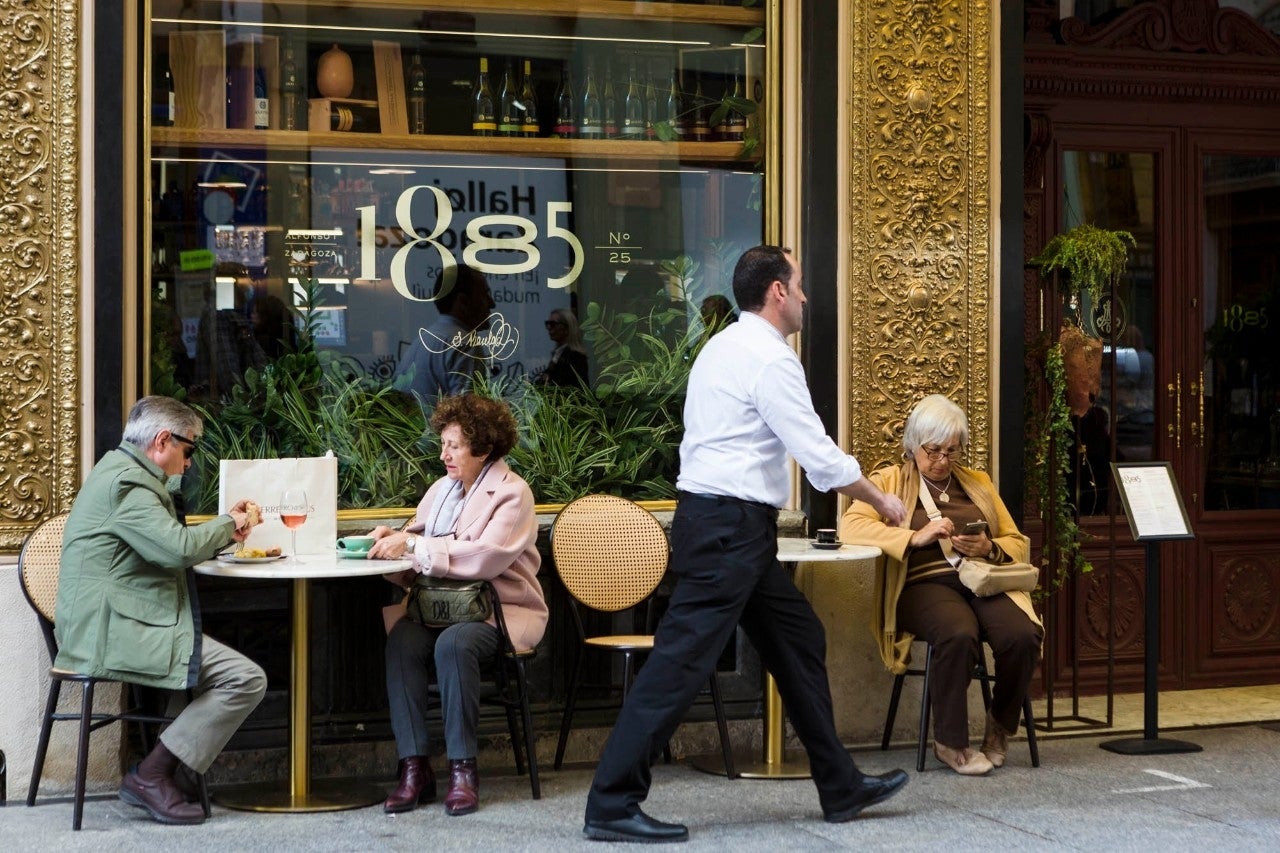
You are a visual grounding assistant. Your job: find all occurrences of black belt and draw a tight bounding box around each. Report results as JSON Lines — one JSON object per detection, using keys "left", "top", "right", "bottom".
{"left": 677, "top": 490, "right": 779, "bottom": 520}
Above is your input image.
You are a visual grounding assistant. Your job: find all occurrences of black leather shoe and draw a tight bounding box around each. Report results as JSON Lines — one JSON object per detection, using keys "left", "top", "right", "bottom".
{"left": 583, "top": 810, "right": 689, "bottom": 843}
{"left": 823, "top": 769, "right": 910, "bottom": 823}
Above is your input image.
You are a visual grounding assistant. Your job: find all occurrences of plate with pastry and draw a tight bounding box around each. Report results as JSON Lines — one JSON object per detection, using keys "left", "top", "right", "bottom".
{"left": 218, "top": 546, "right": 285, "bottom": 564}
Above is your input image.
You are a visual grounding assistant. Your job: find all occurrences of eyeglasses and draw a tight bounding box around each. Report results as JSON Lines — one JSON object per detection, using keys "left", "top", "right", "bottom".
{"left": 544, "top": 320, "right": 566, "bottom": 329}
{"left": 171, "top": 432, "right": 199, "bottom": 460}
{"left": 921, "top": 444, "right": 963, "bottom": 462}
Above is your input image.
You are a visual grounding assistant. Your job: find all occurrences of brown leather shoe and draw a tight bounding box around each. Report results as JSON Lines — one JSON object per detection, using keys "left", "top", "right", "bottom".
{"left": 119, "top": 768, "right": 206, "bottom": 825}
{"left": 443, "top": 758, "right": 479, "bottom": 816}
{"left": 383, "top": 756, "right": 436, "bottom": 813}
{"left": 981, "top": 712, "right": 1010, "bottom": 768}
{"left": 933, "top": 742, "right": 993, "bottom": 776}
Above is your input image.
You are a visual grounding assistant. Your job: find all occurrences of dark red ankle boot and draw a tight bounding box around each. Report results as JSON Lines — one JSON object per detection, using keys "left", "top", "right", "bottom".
{"left": 383, "top": 756, "right": 436, "bottom": 814}
{"left": 443, "top": 758, "right": 479, "bottom": 816}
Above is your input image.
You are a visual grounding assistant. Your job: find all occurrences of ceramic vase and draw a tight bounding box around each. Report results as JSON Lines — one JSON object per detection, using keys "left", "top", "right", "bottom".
{"left": 316, "top": 44, "right": 354, "bottom": 99}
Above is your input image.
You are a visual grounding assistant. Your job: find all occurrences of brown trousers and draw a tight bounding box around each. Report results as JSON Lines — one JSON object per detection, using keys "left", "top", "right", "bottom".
{"left": 897, "top": 573, "right": 1043, "bottom": 749}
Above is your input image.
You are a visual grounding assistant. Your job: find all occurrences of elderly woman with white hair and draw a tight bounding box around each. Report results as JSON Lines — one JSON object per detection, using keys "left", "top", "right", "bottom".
{"left": 840, "top": 394, "right": 1042, "bottom": 776}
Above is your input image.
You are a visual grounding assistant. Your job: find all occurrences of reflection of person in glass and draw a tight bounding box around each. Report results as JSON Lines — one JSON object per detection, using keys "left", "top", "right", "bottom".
{"left": 194, "top": 278, "right": 267, "bottom": 401}
{"left": 534, "top": 307, "right": 589, "bottom": 388}
{"left": 367, "top": 395, "right": 547, "bottom": 817}
{"left": 840, "top": 395, "right": 1042, "bottom": 777}
{"left": 250, "top": 293, "right": 297, "bottom": 359}
{"left": 699, "top": 293, "right": 738, "bottom": 335}
{"left": 394, "top": 265, "right": 496, "bottom": 406}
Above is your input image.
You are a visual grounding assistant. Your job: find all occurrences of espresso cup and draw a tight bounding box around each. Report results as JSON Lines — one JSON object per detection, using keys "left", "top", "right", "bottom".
{"left": 815, "top": 528, "right": 837, "bottom": 544}
{"left": 337, "top": 535, "right": 375, "bottom": 553}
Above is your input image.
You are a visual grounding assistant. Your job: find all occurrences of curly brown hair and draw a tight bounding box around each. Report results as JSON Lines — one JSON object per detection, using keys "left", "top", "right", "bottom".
{"left": 430, "top": 394, "right": 519, "bottom": 461}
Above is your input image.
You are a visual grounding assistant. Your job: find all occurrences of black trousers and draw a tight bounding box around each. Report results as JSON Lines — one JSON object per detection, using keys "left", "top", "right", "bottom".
{"left": 585, "top": 493, "right": 864, "bottom": 821}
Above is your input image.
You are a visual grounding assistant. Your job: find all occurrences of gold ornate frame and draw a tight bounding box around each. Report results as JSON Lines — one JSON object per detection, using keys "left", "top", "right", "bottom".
{"left": 0, "top": 0, "right": 81, "bottom": 550}
{"left": 848, "top": 0, "right": 991, "bottom": 472}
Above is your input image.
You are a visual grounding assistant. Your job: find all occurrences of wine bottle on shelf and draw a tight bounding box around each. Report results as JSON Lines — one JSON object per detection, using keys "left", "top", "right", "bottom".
{"left": 717, "top": 58, "right": 746, "bottom": 142}
{"left": 553, "top": 61, "right": 576, "bottom": 138}
{"left": 579, "top": 58, "right": 604, "bottom": 139}
{"left": 498, "top": 58, "right": 520, "bottom": 137}
{"left": 329, "top": 106, "right": 371, "bottom": 132}
{"left": 518, "top": 59, "right": 539, "bottom": 137}
{"left": 602, "top": 59, "right": 619, "bottom": 139}
{"left": 666, "top": 67, "right": 684, "bottom": 139}
{"left": 643, "top": 59, "right": 659, "bottom": 140}
{"left": 472, "top": 56, "right": 496, "bottom": 136}
{"left": 253, "top": 63, "right": 270, "bottom": 130}
{"left": 281, "top": 39, "right": 302, "bottom": 131}
{"left": 159, "top": 61, "right": 175, "bottom": 126}
{"left": 689, "top": 72, "right": 711, "bottom": 142}
{"left": 407, "top": 51, "right": 426, "bottom": 135}
{"left": 621, "top": 55, "right": 645, "bottom": 138}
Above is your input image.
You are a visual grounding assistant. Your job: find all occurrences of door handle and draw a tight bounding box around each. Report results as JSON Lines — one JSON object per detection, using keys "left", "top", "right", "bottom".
{"left": 1197, "top": 369, "right": 1205, "bottom": 449}
{"left": 1166, "top": 373, "right": 1182, "bottom": 450}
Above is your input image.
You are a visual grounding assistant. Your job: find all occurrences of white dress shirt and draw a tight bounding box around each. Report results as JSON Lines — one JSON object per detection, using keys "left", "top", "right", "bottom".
{"left": 676, "top": 311, "right": 863, "bottom": 508}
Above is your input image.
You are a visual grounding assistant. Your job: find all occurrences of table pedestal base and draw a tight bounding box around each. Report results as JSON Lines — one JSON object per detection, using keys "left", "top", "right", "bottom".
{"left": 688, "top": 748, "right": 810, "bottom": 780}
{"left": 1099, "top": 737, "right": 1202, "bottom": 756}
{"left": 213, "top": 777, "right": 388, "bottom": 812}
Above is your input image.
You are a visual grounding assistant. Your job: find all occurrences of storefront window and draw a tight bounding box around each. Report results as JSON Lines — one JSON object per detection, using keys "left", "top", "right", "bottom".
{"left": 145, "top": 1, "right": 772, "bottom": 509}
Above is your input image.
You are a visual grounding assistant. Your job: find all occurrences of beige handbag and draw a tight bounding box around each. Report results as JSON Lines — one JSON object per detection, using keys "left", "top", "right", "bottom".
{"left": 918, "top": 476, "right": 1038, "bottom": 597}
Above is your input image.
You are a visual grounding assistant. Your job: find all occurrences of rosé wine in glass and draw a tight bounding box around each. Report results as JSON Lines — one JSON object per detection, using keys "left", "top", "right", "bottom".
{"left": 280, "top": 488, "right": 309, "bottom": 562}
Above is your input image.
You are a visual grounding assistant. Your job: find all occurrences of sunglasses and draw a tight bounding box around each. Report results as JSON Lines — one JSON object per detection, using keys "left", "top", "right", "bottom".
{"left": 545, "top": 320, "right": 567, "bottom": 329}
{"left": 171, "top": 432, "right": 199, "bottom": 459}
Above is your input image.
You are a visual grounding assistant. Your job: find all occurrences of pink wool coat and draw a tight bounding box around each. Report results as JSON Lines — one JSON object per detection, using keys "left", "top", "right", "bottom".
{"left": 386, "top": 458, "right": 548, "bottom": 651}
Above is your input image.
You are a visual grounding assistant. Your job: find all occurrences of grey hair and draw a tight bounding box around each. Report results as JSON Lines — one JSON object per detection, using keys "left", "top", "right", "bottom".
{"left": 121, "top": 396, "right": 202, "bottom": 450}
{"left": 902, "top": 394, "right": 969, "bottom": 455}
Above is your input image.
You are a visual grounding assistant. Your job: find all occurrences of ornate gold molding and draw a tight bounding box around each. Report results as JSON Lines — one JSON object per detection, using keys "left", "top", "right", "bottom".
{"left": 0, "top": 0, "right": 80, "bottom": 549}
{"left": 848, "top": 0, "right": 991, "bottom": 472}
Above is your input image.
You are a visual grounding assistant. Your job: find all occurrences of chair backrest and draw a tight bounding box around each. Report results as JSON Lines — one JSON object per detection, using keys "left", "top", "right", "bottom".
{"left": 18, "top": 512, "right": 71, "bottom": 659}
{"left": 551, "top": 494, "right": 668, "bottom": 613}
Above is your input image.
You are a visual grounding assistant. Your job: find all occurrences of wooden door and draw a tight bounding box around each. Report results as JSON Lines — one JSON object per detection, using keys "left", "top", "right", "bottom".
{"left": 1024, "top": 1, "right": 1280, "bottom": 694}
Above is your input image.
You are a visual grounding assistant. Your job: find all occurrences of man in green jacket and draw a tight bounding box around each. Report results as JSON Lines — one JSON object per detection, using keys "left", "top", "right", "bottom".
{"left": 55, "top": 396, "right": 266, "bottom": 825}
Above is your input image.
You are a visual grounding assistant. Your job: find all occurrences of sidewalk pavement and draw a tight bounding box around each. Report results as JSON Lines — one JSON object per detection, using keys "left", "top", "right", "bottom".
{"left": 3, "top": 722, "right": 1278, "bottom": 852}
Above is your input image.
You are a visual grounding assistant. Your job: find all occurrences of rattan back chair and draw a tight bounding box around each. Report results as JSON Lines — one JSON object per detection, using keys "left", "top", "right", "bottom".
{"left": 19, "top": 512, "right": 210, "bottom": 830}
{"left": 550, "top": 494, "right": 735, "bottom": 776}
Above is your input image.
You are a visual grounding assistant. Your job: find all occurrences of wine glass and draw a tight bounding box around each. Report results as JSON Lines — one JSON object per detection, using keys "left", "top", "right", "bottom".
{"left": 279, "top": 487, "right": 309, "bottom": 563}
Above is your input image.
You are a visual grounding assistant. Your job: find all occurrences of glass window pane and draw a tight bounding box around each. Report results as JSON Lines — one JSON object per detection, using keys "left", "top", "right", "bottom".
{"left": 147, "top": 1, "right": 769, "bottom": 508}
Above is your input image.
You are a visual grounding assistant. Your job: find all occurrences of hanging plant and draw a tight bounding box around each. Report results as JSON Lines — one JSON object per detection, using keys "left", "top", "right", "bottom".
{"left": 1031, "top": 223, "right": 1135, "bottom": 316}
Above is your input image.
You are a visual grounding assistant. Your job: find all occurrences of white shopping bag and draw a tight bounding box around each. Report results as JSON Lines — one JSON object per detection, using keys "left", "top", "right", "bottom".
{"left": 219, "top": 452, "right": 338, "bottom": 556}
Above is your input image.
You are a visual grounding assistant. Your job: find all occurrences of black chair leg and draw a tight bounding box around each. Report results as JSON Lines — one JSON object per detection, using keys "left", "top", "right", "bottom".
{"left": 881, "top": 673, "right": 906, "bottom": 751}
{"left": 513, "top": 659, "right": 541, "bottom": 799}
{"left": 73, "top": 681, "right": 96, "bottom": 831}
{"left": 554, "top": 650, "right": 584, "bottom": 770}
{"left": 27, "top": 678, "right": 61, "bottom": 807}
{"left": 1023, "top": 696, "right": 1041, "bottom": 768}
{"left": 916, "top": 646, "right": 933, "bottom": 773}
{"left": 504, "top": 698, "right": 526, "bottom": 776}
{"left": 708, "top": 672, "right": 736, "bottom": 778}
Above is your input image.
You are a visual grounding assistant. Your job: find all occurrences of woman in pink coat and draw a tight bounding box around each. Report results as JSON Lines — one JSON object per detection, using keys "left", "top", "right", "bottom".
{"left": 366, "top": 394, "right": 547, "bottom": 816}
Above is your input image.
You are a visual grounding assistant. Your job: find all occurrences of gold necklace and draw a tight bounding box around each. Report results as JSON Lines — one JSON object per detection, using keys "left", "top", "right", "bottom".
{"left": 923, "top": 473, "right": 953, "bottom": 503}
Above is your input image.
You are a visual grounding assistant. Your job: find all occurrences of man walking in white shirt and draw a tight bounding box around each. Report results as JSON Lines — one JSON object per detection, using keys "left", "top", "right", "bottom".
{"left": 583, "top": 245, "right": 910, "bottom": 843}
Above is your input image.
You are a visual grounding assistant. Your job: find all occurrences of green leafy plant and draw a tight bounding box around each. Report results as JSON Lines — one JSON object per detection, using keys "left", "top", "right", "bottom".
{"left": 1031, "top": 223, "right": 1135, "bottom": 316}
{"left": 1025, "top": 339, "right": 1092, "bottom": 596}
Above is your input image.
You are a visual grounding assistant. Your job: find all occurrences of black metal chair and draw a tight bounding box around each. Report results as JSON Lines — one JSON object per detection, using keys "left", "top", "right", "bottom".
{"left": 479, "top": 582, "right": 541, "bottom": 799}
{"left": 19, "top": 512, "right": 211, "bottom": 830}
{"left": 881, "top": 640, "right": 1041, "bottom": 772}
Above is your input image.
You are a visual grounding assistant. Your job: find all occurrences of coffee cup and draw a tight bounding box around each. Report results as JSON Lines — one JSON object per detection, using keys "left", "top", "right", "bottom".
{"left": 337, "top": 535, "right": 375, "bottom": 554}
{"left": 815, "top": 528, "right": 837, "bottom": 545}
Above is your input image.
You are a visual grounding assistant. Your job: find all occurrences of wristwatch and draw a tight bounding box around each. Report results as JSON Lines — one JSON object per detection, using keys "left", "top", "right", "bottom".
{"left": 404, "top": 534, "right": 418, "bottom": 553}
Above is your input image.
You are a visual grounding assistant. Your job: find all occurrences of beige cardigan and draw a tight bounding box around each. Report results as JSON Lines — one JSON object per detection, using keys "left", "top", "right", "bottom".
{"left": 838, "top": 461, "right": 1041, "bottom": 674}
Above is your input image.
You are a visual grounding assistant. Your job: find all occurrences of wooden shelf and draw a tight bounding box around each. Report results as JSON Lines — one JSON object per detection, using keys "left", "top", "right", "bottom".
{"left": 151, "top": 126, "right": 758, "bottom": 164}
{"left": 201, "top": 0, "right": 765, "bottom": 28}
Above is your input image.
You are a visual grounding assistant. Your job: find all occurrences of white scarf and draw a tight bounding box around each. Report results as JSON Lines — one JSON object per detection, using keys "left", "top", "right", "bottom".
{"left": 426, "top": 462, "right": 492, "bottom": 537}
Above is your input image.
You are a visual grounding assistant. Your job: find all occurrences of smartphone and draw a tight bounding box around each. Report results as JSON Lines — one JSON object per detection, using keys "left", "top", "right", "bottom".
{"left": 962, "top": 520, "right": 988, "bottom": 535}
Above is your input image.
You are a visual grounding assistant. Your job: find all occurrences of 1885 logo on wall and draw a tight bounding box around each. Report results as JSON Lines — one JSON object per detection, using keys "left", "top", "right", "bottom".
{"left": 356, "top": 185, "right": 584, "bottom": 298}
